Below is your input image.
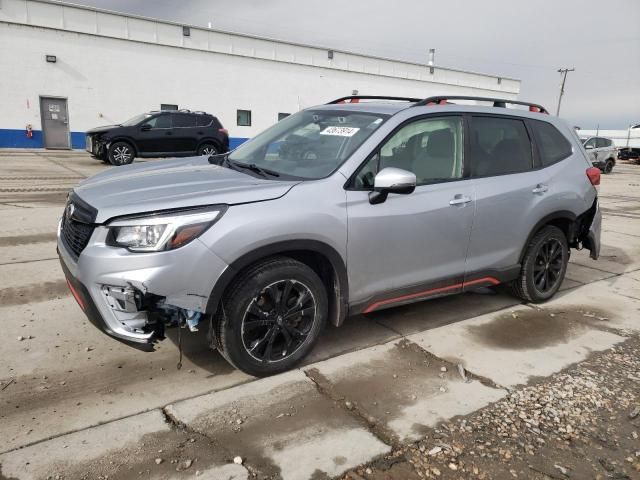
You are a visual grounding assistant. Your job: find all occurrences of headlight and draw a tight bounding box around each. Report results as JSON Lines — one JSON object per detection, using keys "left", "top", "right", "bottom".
{"left": 107, "top": 206, "right": 226, "bottom": 252}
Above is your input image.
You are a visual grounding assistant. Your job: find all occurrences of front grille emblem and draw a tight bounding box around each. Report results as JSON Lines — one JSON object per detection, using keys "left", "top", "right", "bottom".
{"left": 66, "top": 202, "right": 75, "bottom": 221}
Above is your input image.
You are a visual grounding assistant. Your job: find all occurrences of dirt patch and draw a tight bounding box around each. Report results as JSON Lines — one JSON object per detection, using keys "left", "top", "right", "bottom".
{"left": 0, "top": 192, "right": 68, "bottom": 205}
{"left": 467, "top": 306, "right": 612, "bottom": 350}
{"left": 0, "top": 233, "right": 57, "bottom": 247}
{"left": 186, "top": 382, "right": 355, "bottom": 478}
{"left": 307, "top": 339, "right": 472, "bottom": 444}
{"left": 35, "top": 428, "right": 240, "bottom": 480}
{"left": 0, "top": 280, "right": 69, "bottom": 306}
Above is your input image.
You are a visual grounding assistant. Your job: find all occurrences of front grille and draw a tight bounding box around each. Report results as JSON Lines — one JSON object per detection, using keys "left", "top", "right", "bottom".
{"left": 60, "top": 194, "right": 97, "bottom": 259}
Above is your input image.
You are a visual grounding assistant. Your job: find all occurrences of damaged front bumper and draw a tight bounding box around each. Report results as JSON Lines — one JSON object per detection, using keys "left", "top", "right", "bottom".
{"left": 57, "top": 221, "right": 229, "bottom": 349}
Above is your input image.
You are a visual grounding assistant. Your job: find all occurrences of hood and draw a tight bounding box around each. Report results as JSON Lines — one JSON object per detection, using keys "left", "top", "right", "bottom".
{"left": 74, "top": 156, "right": 300, "bottom": 223}
{"left": 86, "top": 125, "right": 121, "bottom": 134}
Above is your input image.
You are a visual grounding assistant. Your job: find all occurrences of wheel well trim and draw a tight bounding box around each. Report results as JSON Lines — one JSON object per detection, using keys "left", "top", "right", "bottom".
{"left": 518, "top": 211, "right": 577, "bottom": 263}
{"left": 205, "top": 240, "right": 349, "bottom": 325}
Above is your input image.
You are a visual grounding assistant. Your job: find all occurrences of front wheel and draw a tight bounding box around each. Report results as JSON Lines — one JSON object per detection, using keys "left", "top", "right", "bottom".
{"left": 215, "top": 257, "right": 328, "bottom": 377}
{"left": 108, "top": 142, "right": 135, "bottom": 166}
{"left": 198, "top": 143, "right": 219, "bottom": 156}
{"left": 511, "top": 225, "right": 569, "bottom": 303}
{"left": 603, "top": 159, "right": 614, "bottom": 174}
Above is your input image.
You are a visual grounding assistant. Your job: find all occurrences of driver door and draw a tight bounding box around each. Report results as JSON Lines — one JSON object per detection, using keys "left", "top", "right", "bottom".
{"left": 345, "top": 115, "right": 475, "bottom": 312}
{"left": 137, "top": 113, "right": 174, "bottom": 154}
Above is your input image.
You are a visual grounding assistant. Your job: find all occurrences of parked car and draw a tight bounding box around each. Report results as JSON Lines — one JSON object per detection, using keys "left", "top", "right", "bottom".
{"left": 618, "top": 147, "right": 640, "bottom": 162}
{"left": 85, "top": 110, "right": 229, "bottom": 166}
{"left": 59, "top": 95, "right": 601, "bottom": 377}
{"left": 581, "top": 136, "right": 616, "bottom": 173}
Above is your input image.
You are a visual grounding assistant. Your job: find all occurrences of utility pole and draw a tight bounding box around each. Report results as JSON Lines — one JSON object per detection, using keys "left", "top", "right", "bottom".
{"left": 556, "top": 68, "right": 575, "bottom": 116}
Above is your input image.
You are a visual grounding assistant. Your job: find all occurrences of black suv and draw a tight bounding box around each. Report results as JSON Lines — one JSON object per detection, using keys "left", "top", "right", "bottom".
{"left": 86, "top": 110, "right": 229, "bottom": 166}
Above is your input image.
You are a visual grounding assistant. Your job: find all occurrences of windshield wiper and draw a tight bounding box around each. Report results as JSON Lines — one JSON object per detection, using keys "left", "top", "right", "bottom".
{"left": 209, "top": 155, "right": 280, "bottom": 178}
{"left": 231, "top": 162, "right": 280, "bottom": 178}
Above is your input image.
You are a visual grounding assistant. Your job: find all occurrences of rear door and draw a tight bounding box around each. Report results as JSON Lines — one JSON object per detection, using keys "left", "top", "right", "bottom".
{"left": 171, "top": 113, "right": 199, "bottom": 153}
{"left": 598, "top": 138, "right": 615, "bottom": 160}
{"left": 137, "top": 113, "right": 173, "bottom": 154}
{"left": 464, "top": 115, "right": 546, "bottom": 280}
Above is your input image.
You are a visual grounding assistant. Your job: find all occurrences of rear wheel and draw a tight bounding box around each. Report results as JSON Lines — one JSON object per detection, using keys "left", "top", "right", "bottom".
{"left": 215, "top": 257, "right": 328, "bottom": 377}
{"left": 511, "top": 225, "right": 569, "bottom": 303}
{"left": 108, "top": 141, "right": 135, "bottom": 166}
{"left": 198, "top": 143, "right": 219, "bottom": 156}
{"left": 603, "top": 159, "right": 614, "bottom": 174}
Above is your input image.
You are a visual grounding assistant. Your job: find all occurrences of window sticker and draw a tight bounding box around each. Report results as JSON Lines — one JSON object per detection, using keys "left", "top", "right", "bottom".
{"left": 320, "top": 126, "right": 360, "bottom": 137}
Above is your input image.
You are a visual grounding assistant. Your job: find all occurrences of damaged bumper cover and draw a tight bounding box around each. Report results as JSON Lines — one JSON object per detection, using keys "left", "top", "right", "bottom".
{"left": 57, "top": 221, "right": 229, "bottom": 348}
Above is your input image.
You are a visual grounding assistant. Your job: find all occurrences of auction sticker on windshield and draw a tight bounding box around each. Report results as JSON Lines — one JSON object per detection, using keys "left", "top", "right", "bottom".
{"left": 320, "top": 126, "right": 360, "bottom": 137}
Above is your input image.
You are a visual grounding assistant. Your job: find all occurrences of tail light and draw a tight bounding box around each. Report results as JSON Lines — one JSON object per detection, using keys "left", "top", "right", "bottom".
{"left": 586, "top": 167, "right": 600, "bottom": 186}
{"left": 218, "top": 128, "right": 229, "bottom": 136}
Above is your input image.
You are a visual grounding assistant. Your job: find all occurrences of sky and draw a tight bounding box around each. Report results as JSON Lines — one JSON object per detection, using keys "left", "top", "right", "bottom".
{"left": 70, "top": 0, "right": 639, "bottom": 129}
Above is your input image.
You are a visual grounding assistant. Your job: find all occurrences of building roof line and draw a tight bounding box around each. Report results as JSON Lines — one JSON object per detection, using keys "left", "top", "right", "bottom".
{"left": 32, "top": 0, "right": 520, "bottom": 83}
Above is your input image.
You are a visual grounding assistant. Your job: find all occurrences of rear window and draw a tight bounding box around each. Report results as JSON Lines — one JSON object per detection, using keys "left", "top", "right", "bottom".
{"left": 530, "top": 120, "right": 573, "bottom": 166}
{"left": 197, "top": 115, "right": 214, "bottom": 127}
{"left": 469, "top": 116, "right": 533, "bottom": 177}
{"left": 172, "top": 113, "right": 197, "bottom": 128}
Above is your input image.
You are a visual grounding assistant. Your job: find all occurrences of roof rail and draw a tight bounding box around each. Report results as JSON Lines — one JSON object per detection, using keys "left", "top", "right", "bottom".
{"left": 327, "top": 95, "right": 422, "bottom": 104}
{"left": 414, "top": 96, "right": 549, "bottom": 114}
{"left": 178, "top": 109, "right": 192, "bottom": 113}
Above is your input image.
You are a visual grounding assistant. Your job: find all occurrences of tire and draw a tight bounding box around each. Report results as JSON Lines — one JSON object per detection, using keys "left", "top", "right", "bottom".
{"left": 198, "top": 143, "right": 219, "bottom": 156}
{"left": 108, "top": 141, "right": 135, "bottom": 166}
{"left": 603, "top": 159, "right": 614, "bottom": 174}
{"left": 510, "top": 225, "right": 569, "bottom": 303}
{"left": 215, "top": 257, "right": 328, "bottom": 377}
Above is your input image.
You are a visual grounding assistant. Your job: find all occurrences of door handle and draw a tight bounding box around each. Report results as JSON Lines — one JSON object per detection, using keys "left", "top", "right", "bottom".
{"left": 449, "top": 195, "right": 472, "bottom": 206}
{"left": 532, "top": 184, "right": 548, "bottom": 194}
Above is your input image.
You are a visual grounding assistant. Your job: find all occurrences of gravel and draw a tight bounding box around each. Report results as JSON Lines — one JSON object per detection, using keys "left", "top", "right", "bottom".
{"left": 343, "top": 336, "right": 640, "bottom": 480}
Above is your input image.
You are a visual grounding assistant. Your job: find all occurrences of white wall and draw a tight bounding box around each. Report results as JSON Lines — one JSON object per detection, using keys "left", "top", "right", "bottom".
{"left": 0, "top": 0, "right": 520, "bottom": 142}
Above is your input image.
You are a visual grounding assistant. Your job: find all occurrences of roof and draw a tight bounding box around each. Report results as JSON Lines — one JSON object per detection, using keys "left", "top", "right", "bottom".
{"left": 311, "top": 96, "right": 554, "bottom": 119}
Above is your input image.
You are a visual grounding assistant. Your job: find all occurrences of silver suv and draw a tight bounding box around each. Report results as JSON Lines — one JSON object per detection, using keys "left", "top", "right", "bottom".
{"left": 581, "top": 136, "right": 617, "bottom": 174}
{"left": 58, "top": 95, "right": 602, "bottom": 376}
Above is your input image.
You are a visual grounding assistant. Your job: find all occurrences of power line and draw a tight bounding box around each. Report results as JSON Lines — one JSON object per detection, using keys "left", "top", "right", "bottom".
{"left": 556, "top": 68, "right": 575, "bottom": 116}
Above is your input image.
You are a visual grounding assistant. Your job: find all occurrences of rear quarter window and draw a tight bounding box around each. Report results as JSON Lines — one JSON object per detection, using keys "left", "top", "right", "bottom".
{"left": 530, "top": 120, "right": 573, "bottom": 167}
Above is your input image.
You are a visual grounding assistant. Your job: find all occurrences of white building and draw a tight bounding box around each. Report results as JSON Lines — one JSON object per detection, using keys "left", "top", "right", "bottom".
{"left": 0, "top": 0, "right": 521, "bottom": 149}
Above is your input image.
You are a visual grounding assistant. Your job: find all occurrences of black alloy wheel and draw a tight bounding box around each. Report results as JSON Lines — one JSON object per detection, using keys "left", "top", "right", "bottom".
{"left": 511, "top": 225, "right": 569, "bottom": 303}
{"left": 532, "top": 237, "right": 564, "bottom": 294}
{"left": 215, "top": 257, "right": 328, "bottom": 377}
{"left": 241, "top": 280, "right": 316, "bottom": 363}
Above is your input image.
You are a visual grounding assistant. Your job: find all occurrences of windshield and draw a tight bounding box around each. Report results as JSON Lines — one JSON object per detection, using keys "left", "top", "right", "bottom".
{"left": 228, "top": 110, "right": 387, "bottom": 179}
{"left": 121, "top": 113, "right": 153, "bottom": 126}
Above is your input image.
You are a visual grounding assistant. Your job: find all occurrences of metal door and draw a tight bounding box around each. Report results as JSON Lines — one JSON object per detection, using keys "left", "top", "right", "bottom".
{"left": 40, "top": 97, "right": 70, "bottom": 149}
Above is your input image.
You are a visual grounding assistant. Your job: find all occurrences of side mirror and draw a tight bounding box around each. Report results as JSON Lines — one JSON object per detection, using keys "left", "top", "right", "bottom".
{"left": 584, "top": 144, "right": 594, "bottom": 150}
{"left": 140, "top": 124, "right": 152, "bottom": 131}
{"left": 369, "top": 167, "right": 416, "bottom": 205}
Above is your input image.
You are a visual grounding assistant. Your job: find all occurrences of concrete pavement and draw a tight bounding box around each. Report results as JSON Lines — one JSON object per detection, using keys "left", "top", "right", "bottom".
{"left": 1, "top": 152, "right": 639, "bottom": 479}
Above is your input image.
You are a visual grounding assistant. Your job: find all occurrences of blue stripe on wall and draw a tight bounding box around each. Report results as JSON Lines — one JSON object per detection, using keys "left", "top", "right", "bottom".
{"left": 0, "top": 129, "right": 249, "bottom": 151}
{"left": 229, "top": 137, "right": 249, "bottom": 149}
